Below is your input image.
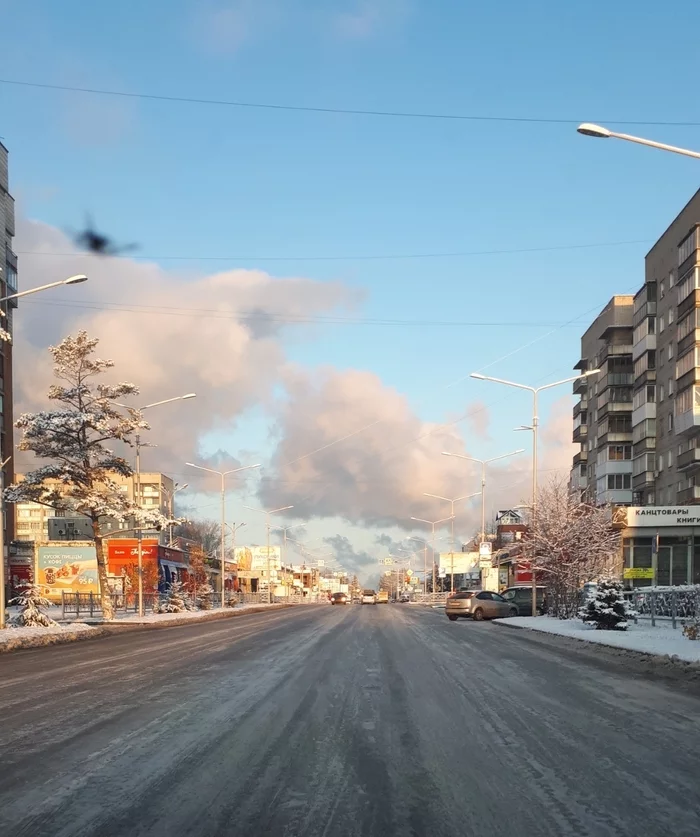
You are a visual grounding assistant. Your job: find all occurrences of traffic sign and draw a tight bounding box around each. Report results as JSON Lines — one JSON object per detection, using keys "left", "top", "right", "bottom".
{"left": 406, "top": 569, "right": 413, "bottom": 576}
{"left": 479, "top": 542, "right": 492, "bottom": 557}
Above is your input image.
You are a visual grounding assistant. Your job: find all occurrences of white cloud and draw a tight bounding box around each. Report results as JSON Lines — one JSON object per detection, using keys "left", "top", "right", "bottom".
{"left": 333, "top": 0, "right": 409, "bottom": 39}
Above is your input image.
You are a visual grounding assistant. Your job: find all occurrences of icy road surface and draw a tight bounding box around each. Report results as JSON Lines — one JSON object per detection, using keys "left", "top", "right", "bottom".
{"left": 1, "top": 604, "right": 700, "bottom": 837}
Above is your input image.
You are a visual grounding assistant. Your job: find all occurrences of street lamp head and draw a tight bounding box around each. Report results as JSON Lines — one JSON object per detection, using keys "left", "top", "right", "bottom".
{"left": 577, "top": 122, "right": 611, "bottom": 138}
{"left": 181, "top": 393, "right": 197, "bottom": 400}
{"left": 584, "top": 368, "right": 601, "bottom": 377}
{"left": 64, "top": 274, "right": 89, "bottom": 285}
{"left": 514, "top": 425, "right": 533, "bottom": 431}
{"left": 470, "top": 372, "right": 486, "bottom": 380}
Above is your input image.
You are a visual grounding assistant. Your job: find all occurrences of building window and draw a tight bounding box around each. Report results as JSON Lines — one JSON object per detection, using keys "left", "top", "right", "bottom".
{"left": 660, "top": 315, "right": 665, "bottom": 333}
{"left": 677, "top": 266, "right": 700, "bottom": 303}
{"left": 678, "top": 229, "right": 699, "bottom": 266}
{"left": 675, "top": 347, "right": 700, "bottom": 379}
{"left": 669, "top": 377, "right": 674, "bottom": 397}
{"left": 669, "top": 309, "right": 675, "bottom": 325}
{"left": 670, "top": 269, "right": 675, "bottom": 288}
{"left": 660, "top": 279, "right": 666, "bottom": 298}
{"left": 607, "top": 474, "right": 632, "bottom": 490}
{"left": 660, "top": 384, "right": 665, "bottom": 401}
{"left": 608, "top": 444, "right": 632, "bottom": 461}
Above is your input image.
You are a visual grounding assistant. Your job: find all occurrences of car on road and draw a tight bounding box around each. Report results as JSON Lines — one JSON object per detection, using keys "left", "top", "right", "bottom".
{"left": 500, "top": 586, "right": 547, "bottom": 616}
{"left": 330, "top": 592, "right": 349, "bottom": 605}
{"left": 445, "top": 590, "right": 518, "bottom": 621}
{"left": 362, "top": 590, "right": 377, "bottom": 605}
{"left": 399, "top": 594, "right": 410, "bottom": 603}
{"left": 376, "top": 590, "right": 389, "bottom": 604}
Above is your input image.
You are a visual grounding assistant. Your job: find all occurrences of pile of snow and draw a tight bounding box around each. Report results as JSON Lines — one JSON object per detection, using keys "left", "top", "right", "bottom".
{"left": 0, "top": 622, "right": 98, "bottom": 652}
{"left": 497, "top": 616, "right": 700, "bottom": 663}
{"left": 116, "top": 603, "right": 290, "bottom": 624}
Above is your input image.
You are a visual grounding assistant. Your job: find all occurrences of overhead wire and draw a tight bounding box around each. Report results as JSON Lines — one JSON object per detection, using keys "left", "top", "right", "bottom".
{"left": 2, "top": 77, "right": 699, "bottom": 127}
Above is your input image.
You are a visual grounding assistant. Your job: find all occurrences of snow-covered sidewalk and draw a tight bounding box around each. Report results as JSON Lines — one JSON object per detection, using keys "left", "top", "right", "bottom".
{"left": 495, "top": 615, "right": 700, "bottom": 664}
{"left": 0, "top": 603, "right": 297, "bottom": 652}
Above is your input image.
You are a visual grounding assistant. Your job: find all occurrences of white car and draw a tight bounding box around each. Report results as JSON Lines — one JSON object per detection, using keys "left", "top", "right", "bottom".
{"left": 361, "top": 590, "right": 377, "bottom": 604}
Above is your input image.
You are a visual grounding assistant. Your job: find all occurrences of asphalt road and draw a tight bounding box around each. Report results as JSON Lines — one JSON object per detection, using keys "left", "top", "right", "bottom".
{"left": 2, "top": 604, "right": 700, "bottom": 837}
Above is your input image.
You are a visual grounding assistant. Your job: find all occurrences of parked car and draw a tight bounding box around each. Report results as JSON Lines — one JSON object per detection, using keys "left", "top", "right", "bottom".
{"left": 500, "top": 586, "right": 547, "bottom": 616}
{"left": 330, "top": 592, "right": 349, "bottom": 605}
{"left": 362, "top": 589, "right": 377, "bottom": 605}
{"left": 376, "top": 590, "right": 390, "bottom": 604}
{"left": 399, "top": 594, "right": 410, "bottom": 603}
{"left": 445, "top": 590, "right": 518, "bottom": 621}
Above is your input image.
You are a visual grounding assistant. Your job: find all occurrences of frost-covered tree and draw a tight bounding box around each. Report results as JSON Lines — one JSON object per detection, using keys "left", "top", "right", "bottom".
{"left": 3, "top": 332, "right": 172, "bottom": 620}
{"left": 580, "top": 579, "right": 635, "bottom": 631}
{"left": 160, "top": 580, "right": 187, "bottom": 613}
{"left": 527, "top": 477, "right": 621, "bottom": 618}
{"left": 197, "top": 582, "right": 215, "bottom": 610}
{"left": 9, "top": 585, "right": 57, "bottom": 628}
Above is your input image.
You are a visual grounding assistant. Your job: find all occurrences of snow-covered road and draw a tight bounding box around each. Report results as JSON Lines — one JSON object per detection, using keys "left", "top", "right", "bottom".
{"left": 1, "top": 604, "right": 700, "bottom": 836}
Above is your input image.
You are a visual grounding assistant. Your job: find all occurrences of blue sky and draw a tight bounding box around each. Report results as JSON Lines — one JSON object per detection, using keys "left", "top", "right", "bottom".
{"left": 4, "top": 0, "right": 700, "bottom": 579}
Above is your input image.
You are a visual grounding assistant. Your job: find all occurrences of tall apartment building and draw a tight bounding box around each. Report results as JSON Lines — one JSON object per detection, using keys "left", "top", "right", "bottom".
{"left": 571, "top": 296, "right": 634, "bottom": 505}
{"left": 574, "top": 191, "right": 700, "bottom": 511}
{"left": 14, "top": 472, "right": 175, "bottom": 542}
{"left": 0, "top": 143, "right": 17, "bottom": 557}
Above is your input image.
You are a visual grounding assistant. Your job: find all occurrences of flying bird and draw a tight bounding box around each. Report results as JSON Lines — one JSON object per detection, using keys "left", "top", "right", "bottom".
{"left": 71, "top": 214, "right": 138, "bottom": 257}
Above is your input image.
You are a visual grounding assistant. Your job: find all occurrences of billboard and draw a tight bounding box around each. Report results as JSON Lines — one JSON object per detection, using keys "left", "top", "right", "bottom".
{"left": 37, "top": 545, "right": 98, "bottom": 600}
{"left": 233, "top": 547, "right": 282, "bottom": 577}
{"left": 439, "top": 551, "right": 479, "bottom": 575}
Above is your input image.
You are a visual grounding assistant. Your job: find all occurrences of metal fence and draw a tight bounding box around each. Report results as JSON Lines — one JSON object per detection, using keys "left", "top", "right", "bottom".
{"left": 61, "top": 592, "right": 159, "bottom": 618}
{"left": 411, "top": 592, "right": 450, "bottom": 606}
{"left": 629, "top": 585, "right": 700, "bottom": 629}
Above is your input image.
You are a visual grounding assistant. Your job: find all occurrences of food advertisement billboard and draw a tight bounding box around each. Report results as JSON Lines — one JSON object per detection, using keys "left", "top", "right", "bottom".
{"left": 37, "top": 546, "right": 98, "bottom": 600}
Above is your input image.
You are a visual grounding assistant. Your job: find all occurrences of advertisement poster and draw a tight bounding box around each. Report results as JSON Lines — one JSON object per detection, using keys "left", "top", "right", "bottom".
{"left": 37, "top": 546, "right": 98, "bottom": 600}
{"left": 250, "top": 546, "right": 281, "bottom": 576}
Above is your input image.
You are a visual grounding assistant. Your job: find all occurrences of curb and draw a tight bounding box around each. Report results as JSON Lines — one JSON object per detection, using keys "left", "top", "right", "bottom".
{"left": 492, "top": 619, "right": 700, "bottom": 672}
{"left": 0, "top": 604, "right": 299, "bottom": 654}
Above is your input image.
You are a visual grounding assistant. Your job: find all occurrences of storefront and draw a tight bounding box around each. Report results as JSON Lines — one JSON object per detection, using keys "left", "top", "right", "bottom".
{"left": 614, "top": 506, "right": 700, "bottom": 587}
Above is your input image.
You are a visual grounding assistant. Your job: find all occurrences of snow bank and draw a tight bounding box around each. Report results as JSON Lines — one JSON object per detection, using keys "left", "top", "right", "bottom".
{"left": 115, "top": 603, "right": 292, "bottom": 625}
{"left": 495, "top": 615, "right": 700, "bottom": 664}
{"left": 0, "top": 623, "right": 102, "bottom": 653}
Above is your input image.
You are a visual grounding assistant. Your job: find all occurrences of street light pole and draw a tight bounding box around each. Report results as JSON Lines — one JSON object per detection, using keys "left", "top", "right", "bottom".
{"left": 423, "top": 492, "right": 480, "bottom": 591}
{"left": 272, "top": 523, "right": 305, "bottom": 597}
{"left": 470, "top": 370, "right": 599, "bottom": 617}
{"left": 122, "top": 393, "right": 197, "bottom": 617}
{"left": 410, "top": 516, "right": 453, "bottom": 594}
{"left": 441, "top": 450, "right": 524, "bottom": 546}
{"left": 243, "top": 505, "right": 294, "bottom": 603}
{"left": 577, "top": 123, "right": 700, "bottom": 160}
{"left": 188, "top": 462, "right": 261, "bottom": 607}
{"left": 0, "top": 276, "right": 88, "bottom": 629}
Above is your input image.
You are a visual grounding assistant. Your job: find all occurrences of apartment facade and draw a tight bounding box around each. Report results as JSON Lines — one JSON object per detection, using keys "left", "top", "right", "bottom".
{"left": 14, "top": 472, "right": 175, "bottom": 543}
{"left": 0, "top": 143, "right": 17, "bottom": 563}
{"left": 571, "top": 188, "right": 700, "bottom": 587}
{"left": 571, "top": 295, "right": 634, "bottom": 505}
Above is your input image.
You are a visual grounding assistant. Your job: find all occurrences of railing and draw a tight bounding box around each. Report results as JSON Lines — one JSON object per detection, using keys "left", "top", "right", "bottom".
{"left": 629, "top": 585, "right": 700, "bottom": 629}
{"left": 412, "top": 592, "right": 451, "bottom": 606}
{"left": 61, "top": 592, "right": 158, "bottom": 618}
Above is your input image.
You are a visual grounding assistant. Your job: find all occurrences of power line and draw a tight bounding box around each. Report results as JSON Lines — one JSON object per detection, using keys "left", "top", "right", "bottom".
{"left": 16, "top": 238, "right": 649, "bottom": 263}
{"left": 2, "top": 78, "right": 699, "bottom": 127}
{"left": 21, "top": 296, "right": 588, "bottom": 328}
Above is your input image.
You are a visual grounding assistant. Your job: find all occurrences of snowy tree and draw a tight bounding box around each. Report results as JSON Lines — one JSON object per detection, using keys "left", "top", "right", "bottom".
{"left": 526, "top": 477, "right": 621, "bottom": 618}
{"left": 580, "top": 579, "right": 635, "bottom": 631}
{"left": 160, "top": 580, "right": 187, "bottom": 613}
{"left": 197, "top": 582, "right": 215, "bottom": 610}
{"left": 8, "top": 585, "right": 57, "bottom": 628}
{"left": 3, "top": 332, "right": 173, "bottom": 620}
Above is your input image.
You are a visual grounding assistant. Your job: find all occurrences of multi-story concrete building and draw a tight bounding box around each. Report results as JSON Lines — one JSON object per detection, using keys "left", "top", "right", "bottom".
{"left": 0, "top": 143, "right": 17, "bottom": 566}
{"left": 13, "top": 472, "right": 175, "bottom": 543}
{"left": 571, "top": 296, "right": 634, "bottom": 505}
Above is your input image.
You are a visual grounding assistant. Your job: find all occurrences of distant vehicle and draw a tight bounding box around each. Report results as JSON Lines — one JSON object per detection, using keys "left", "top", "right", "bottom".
{"left": 330, "top": 592, "right": 349, "bottom": 605}
{"left": 362, "top": 590, "right": 377, "bottom": 605}
{"left": 500, "top": 586, "right": 547, "bottom": 616}
{"left": 399, "top": 594, "right": 410, "bottom": 603}
{"left": 376, "top": 590, "right": 390, "bottom": 604}
{"left": 445, "top": 590, "right": 518, "bottom": 621}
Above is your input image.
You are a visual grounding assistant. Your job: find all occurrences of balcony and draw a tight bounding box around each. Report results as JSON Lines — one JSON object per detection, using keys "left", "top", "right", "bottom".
{"left": 677, "top": 287, "right": 700, "bottom": 321}
{"left": 598, "top": 372, "right": 634, "bottom": 391}
{"left": 573, "top": 398, "right": 588, "bottom": 418}
{"left": 632, "top": 471, "right": 655, "bottom": 491}
{"left": 573, "top": 377, "right": 589, "bottom": 395}
{"left": 573, "top": 424, "right": 588, "bottom": 443}
{"left": 598, "top": 402, "right": 632, "bottom": 420}
{"left": 633, "top": 332, "right": 656, "bottom": 360}
{"left": 573, "top": 450, "right": 588, "bottom": 465}
{"left": 678, "top": 448, "right": 700, "bottom": 472}
{"left": 677, "top": 485, "right": 700, "bottom": 504}
{"left": 600, "top": 343, "right": 633, "bottom": 361}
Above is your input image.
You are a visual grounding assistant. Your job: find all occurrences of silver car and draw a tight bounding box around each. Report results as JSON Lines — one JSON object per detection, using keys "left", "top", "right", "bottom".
{"left": 445, "top": 591, "right": 518, "bottom": 621}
